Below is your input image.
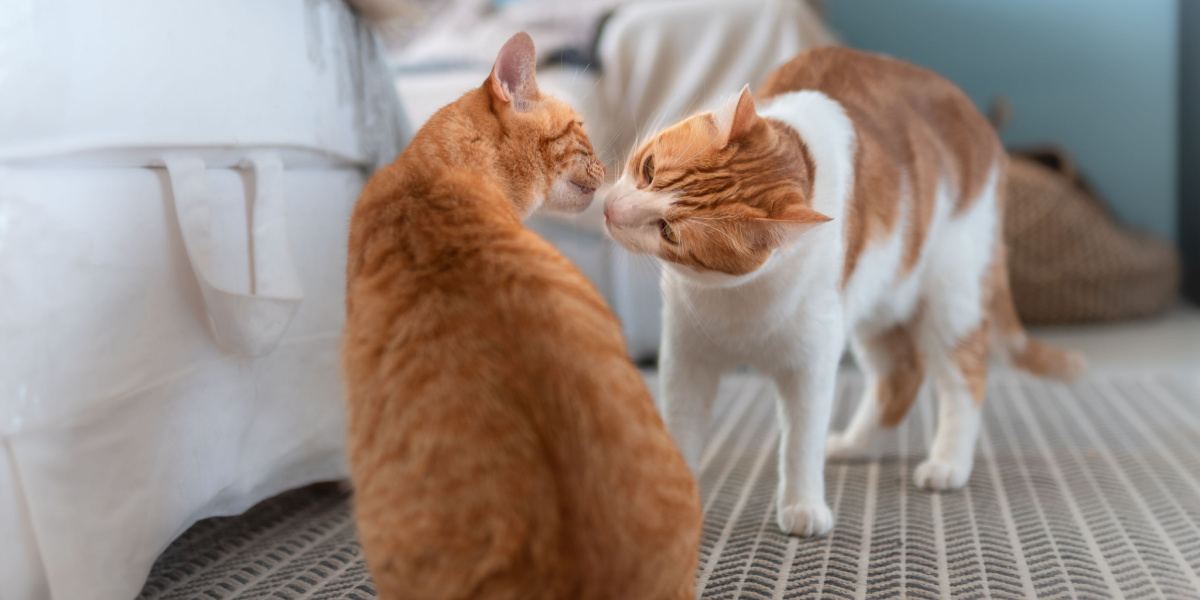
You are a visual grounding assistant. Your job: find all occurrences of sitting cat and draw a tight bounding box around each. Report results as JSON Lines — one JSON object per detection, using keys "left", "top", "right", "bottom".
{"left": 343, "top": 33, "right": 701, "bottom": 599}
{"left": 602, "top": 47, "right": 1082, "bottom": 537}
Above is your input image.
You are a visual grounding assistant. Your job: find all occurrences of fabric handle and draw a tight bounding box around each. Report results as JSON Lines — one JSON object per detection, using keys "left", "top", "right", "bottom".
{"left": 163, "top": 154, "right": 303, "bottom": 357}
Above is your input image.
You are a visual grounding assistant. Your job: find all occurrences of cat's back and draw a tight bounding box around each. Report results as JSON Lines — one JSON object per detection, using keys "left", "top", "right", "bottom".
{"left": 760, "top": 46, "right": 999, "bottom": 194}
{"left": 763, "top": 47, "right": 958, "bottom": 100}
{"left": 344, "top": 165, "right": 578, "bottom": 597}
{"left": 344, "top": 160, "right": 634, "bottom": 460}
{"left": 343, "top": 165, "right": 698, "bottom": 600}
{"left": 760, "top": 46, "right": 980, "bottom": 128}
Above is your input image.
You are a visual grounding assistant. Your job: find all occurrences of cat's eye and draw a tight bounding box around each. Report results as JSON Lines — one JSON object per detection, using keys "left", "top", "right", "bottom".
{"left": 641, "top": 155, "right": 655, "bottom": 185}
{"left": 658, "top": 219, "right": 678, "bottom": 244}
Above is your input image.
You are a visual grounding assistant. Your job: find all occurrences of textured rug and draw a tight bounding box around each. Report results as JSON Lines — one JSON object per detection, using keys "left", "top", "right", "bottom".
{"left": 137, "top": 372, "right": 1200, "bottom": 599}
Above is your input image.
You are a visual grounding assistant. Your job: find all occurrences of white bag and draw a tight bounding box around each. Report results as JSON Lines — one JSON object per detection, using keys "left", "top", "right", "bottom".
{"left": 0, "top": 1, "right": 406, "bottom": 598}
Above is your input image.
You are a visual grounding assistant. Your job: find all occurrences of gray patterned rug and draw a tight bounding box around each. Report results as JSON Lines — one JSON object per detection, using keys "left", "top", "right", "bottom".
{"left": 138, "top": 372, "right": 1200, "bottom": 599}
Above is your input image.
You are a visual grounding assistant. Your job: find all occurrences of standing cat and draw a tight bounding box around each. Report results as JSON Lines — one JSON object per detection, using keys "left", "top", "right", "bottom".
{"left": 602, "top": 47, "right": 1082, "bottom": 537}
{"left": 343, "top": 33, "right": 700, "bottom": 599}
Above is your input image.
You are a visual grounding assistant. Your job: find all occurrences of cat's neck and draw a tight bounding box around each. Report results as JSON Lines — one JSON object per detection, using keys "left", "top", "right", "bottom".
{"left": 400, "top": 88, "right": 514, "bottom": 206}
{"left": 764, "top": 119, "right": 816, "bottom": 201}
{"left": 758, "top": 91, "right": 855, "bottom": 223}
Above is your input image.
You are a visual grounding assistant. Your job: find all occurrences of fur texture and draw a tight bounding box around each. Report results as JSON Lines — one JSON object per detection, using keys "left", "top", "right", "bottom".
{"left": 603, "top": 47, "right": 1083, "bottom": 537}
{"left": 344, "top": 33, "right": 700, "bottom": 599}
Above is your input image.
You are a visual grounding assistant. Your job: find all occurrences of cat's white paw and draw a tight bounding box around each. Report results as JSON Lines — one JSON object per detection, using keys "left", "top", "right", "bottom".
{"left": 913, "top": 459, "right": 971, "bottom": 491}
{"left": 825, "top": 431, "right": 871, "bottom": 461}
{"left": 776, "top": 501, "right": 834, "bottom": 537}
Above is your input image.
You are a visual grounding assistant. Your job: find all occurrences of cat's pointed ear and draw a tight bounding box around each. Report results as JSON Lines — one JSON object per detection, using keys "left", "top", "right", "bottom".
{"left": 487, "top": 32, "right": 539, "bottom": 112}
{"left": 718, "top": 85, "right": 760, "bottom": 146}
{"left": 751, "top": 203, "right": 832, "bottom": 247}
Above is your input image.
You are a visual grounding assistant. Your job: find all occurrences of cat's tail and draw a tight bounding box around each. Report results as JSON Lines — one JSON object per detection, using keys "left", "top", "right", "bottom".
{"left": 988, "top": 242, "right": 1087, "bottom": 380}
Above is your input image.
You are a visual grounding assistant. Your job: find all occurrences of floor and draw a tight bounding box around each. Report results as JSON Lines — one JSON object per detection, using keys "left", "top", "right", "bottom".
{"left": 1029, "top": 304, "right": 1200, "bottom": 374}
{"left": 137, "top": 370, "right": 1200, "bottom": 599}
{"left": 133, "top": 305, "right": 1200, "bottom": 598}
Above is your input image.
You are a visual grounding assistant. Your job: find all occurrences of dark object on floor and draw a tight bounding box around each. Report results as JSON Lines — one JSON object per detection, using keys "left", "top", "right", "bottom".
{"left": 1004, "top": 146, "right": 1182, "bottom": 324}
{"left": 1182, "top": 0, "right": 1200, "bottom": 305}
{"left": 138, "top": 373, "right": 1200, "bottom": 599}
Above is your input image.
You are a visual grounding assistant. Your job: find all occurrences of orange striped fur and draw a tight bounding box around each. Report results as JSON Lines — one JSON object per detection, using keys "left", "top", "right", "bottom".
{"left": 343, "top": 33, "right": 700, "bottom": 599}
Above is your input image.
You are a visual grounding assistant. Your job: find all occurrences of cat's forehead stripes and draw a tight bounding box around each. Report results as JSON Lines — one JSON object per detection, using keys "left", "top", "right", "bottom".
{"left": 631, "top": 117, "right": 815, "bottom": 217}
{"left": 542, "top": 117, "right": 585, "bottom": 144}
{"left": 630, "top": 114, "right": 721, "bottom": 169}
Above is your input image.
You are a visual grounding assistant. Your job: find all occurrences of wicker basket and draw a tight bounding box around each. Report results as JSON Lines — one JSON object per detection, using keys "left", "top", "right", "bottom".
{"left": 1003, "top": 147, "right": 1181, "bottom": 324}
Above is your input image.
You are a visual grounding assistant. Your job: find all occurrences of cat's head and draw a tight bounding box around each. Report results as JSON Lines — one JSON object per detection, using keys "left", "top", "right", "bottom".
{"left": 602, "top": 86, "right": 831, "bottom": 278}
{"left": 476, "top": 33, "right": 605, "bottom": 216}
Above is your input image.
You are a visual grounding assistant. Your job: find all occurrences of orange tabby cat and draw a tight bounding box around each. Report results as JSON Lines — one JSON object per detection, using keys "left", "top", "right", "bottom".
{"left": 342, "top": 33, "right": 700, "bottom": 600}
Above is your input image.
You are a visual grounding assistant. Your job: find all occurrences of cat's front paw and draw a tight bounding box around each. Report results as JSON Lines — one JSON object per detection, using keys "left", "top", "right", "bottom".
{"left": 776, "top": 501, "right": 834, "bottom": 537}
{"left": 913, "top": 459, "right": 971, "bottom": 491}
{"left": 825, "top": 431, "right": 871, "bottom": 461}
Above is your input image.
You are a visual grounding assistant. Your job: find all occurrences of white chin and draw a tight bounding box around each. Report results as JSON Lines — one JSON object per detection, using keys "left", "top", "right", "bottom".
{"left": 547, "top": 194, "right": 592, "bottom": 213}
{"left": 603, "top": 224, "right": 658, "bottom": 255}
{"left": 543, "top": 179, "right": 594, "bottom": 213}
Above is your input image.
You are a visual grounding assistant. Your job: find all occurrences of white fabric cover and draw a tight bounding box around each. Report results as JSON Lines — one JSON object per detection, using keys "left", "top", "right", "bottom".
{"left": 0, "top": 1, "right": 405, "bottom": 598}
{"left": 594, "top": 0, "right": 837, "bottom": 180}
{"left": 1, "top": 166, "right": 359, "bottom": 600}
{"left": 581, "top": 0, "right": 836, "bottom": 358}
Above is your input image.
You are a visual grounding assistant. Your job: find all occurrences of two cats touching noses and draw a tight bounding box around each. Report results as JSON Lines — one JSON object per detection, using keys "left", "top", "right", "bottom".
{"left": 342, "top": 32, "right": 1083, "bottom": 599}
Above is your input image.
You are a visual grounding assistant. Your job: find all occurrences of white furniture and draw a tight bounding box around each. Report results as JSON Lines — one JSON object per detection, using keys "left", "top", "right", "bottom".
{"left": 392, "top": 0, "right": 835, "bottom": 359}
{"left": 0, "top": 2, "right": 405, "bottom": 598}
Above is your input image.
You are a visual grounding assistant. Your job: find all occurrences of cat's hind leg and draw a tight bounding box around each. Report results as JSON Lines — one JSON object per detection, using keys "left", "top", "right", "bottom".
{"left": 913, "top": 315, "right": 988, "bottom": 491}
{"left": 909, "top": 164, "right": 999, "bottom": 490}
{"left": 827, "top": 325, "right": 925, "bottom": 460}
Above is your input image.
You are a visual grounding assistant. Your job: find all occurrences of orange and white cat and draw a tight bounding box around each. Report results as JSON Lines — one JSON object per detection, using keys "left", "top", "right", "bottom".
{"left": 344, "top": 33, "right": 700, "bottom": 598}
{"left": 603, "top": 47, "right": 1083, "bottom": 537}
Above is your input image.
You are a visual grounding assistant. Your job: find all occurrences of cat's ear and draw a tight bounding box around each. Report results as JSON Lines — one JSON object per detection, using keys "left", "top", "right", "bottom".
{"left": 717, "top": 85, "right": 761, "bottom": 146}
{"left": 750, "top": 203, "right": 832, "bottom": 247}
{"left": 487, "top": 32, "right": 539, "bottom": 112}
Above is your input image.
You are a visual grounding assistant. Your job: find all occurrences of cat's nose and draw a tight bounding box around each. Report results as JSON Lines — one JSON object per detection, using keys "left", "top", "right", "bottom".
{"left": 601, "top": 190, "right": 634, "bottom": 226}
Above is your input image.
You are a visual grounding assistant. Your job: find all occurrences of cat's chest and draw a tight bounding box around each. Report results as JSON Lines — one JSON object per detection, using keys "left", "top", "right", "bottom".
{"left": 672, "top": 280, "right": 815, "bottom": 347}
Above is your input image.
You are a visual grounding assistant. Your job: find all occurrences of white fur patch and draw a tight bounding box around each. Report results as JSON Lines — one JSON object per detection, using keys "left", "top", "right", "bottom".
{"left": 600, "top": 174, "right": 675, "bottom": 254}
{"left": 916, "top": 166, "right": 1000, "bottom": 355}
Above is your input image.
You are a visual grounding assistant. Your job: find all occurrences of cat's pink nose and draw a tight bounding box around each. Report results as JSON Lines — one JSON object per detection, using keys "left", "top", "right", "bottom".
{"left": 603, "top": 196, "right": 634, "bottom": 226}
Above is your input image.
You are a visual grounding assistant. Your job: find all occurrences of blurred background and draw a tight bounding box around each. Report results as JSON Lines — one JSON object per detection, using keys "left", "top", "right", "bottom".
{"left": 360, "top": 0, "right": 1198, "bottom": 359}
{"left": 1, "top": 1, "right": 1196, "bottom": 599}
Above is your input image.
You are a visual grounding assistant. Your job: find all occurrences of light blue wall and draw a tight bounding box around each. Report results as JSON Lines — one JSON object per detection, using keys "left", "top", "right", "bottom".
{"left": 825, "top": 1, "right": 1178, "bottom": 240}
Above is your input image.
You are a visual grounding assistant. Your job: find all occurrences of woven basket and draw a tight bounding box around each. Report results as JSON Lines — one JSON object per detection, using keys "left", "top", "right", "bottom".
{"left": 1003, "top": 147, "right": 1181, "bottom": 324}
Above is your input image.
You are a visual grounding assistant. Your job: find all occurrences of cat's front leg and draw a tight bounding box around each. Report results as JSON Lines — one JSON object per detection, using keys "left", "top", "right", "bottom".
{"left": 771, "top": 330, "right": 843, "bottom": 537}
{"left": 659, "top": 322, "right": 721, "bottom": 475}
